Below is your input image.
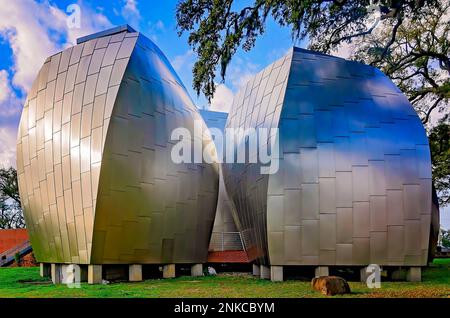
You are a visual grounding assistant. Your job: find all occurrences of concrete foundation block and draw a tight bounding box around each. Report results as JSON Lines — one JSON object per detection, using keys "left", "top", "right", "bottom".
{"left": 60, "top": 264, "right": 85, "bottom": 284}
{"left": 271, "top": 266, "right": 283, "bottom": 282}
{"left": 88, "top": 265, "right": 102, "bottom": 284}
{"left": 390, "top": 269, "right": 407, "bottom": 281}
{"left": 163, "top": 264, "right": 176, "bottom": 278}
{"left": 360, "top": 265, "right": 383, "bottom": 287}
{"left": 191, "top": 264, "right": 203, "bottom": 277}
{"left": 252, "top": 264, "right": 260, "bottom": 276}
{"left": 129, "top": 264, "right": 143, "bottom": 282}
{"left": 80, "top": 265, "right": 88, "bottom": 282}
{"left": 406, "top": 267, "right": 421, "bottom": 282}
{"left": 40, "top": 263, "right": 51, "bottom": 278}
{"left": 51, "top": 263, "right": 62, "bottom": 284}
{"left": 360, "top": 266, "right": 373, "bottom": 283}
{"left": 315, "top": 266, "right": 329, "bottom": 277}
{"left": 260, "top": 265, "right": 270, "bottom": 280}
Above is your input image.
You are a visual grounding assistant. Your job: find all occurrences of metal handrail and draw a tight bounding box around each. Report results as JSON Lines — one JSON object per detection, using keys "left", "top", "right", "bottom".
{"left": 0, "top": 240, "right": 31, "bottom": 266}
{"left": 209, "top": 232, "right": 244, "bottom": 251}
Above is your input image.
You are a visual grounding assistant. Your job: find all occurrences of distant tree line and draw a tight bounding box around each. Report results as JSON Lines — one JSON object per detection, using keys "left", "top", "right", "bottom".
{"left": 441, "top": 229, "right": 450, "bottom": 247}
{"left": 0, "top": 167, "right": 24, "bottom": 229}
{"left": 429, "top": 120, "right": 450, "bottom": 206}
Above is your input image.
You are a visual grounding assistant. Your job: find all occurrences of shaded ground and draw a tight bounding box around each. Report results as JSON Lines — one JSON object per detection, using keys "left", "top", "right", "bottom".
{"left": 0, "top": 259, "right": 449, "bottom": 298}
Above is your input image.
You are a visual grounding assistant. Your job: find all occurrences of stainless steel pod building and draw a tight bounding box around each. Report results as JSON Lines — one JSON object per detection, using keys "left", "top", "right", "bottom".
{"left": 222, "top": 47, "right": 433, "bottom": 268}
{"left": 15, "top": 24, "right": 436, "bottom": 283}
{"left": 16, "top": 25, "right": 219, "bottom": 265}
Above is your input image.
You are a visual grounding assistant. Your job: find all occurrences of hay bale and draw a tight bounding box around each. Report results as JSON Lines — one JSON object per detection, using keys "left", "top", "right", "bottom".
{"left": 311, "top": 276, "right": 351, "bottom": 296}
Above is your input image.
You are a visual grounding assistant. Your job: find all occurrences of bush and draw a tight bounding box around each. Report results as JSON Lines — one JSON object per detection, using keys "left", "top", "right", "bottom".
{"left": 14, "top": 252, "right": 21, "bottom": 267}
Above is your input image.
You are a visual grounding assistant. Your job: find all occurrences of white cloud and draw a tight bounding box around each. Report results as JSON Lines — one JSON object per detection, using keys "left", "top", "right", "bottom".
{"left": 121, "top": 0, "right": 141, "bottom": 28}
{"left": 123, "top": 0, "right": 139, "bottom": 15}
{"left": 0, "top": 70, "right": 11, "bottom": 104}
{"left": 0, "top": 0, "right": 112, "bottom": 93}
{"left": 171, "top": 49, "right": 195, "bottom": 72}
{"left": 0, "top": 1, "right": 62, "bottom": 92}
{"left": 331, "top": 42, "right": 357, "bottom": 59}
{"left": 0, "top": 0, "right": 112, "bottom": 168}
{"left": 330, "top": 9, "right": 384, "bottom": 59}
{"left": 144, "top": 19, "right": 166, "bottom": 43}
{"left": 224, "top": 57, "right": 259, "bottom": 91}
{"left": 208, "top": 84, "right": 234, "bottom": 113}
{"left": 0, "top": 70, "right": 22, "bottom": 118}
{"left": 0, "top": 126, "right": 17, "bottom": 168}
{"left": 60, "top": 3, "right": 113, "bottom": 46}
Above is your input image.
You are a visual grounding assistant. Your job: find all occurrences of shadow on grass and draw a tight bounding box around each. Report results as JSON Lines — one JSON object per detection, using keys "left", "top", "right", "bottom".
{"left": 17, "top": 279, "right": 52, "bottom": 285}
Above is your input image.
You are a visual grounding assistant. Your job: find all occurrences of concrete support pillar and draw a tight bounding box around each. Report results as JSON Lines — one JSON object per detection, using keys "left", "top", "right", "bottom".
{"left": 315, "top": 266, "right": 329, "bottom": 277}
{"left": 51, "top": 263, "right": 62, "bottom": 284}
{"left": 40, "top": 263, "right": 51, "bottom": 278}
{"left": 80, "top": 265, "right": 88, "bottom": 282}
{"left": 191, "top": 264, "right": 203, "bottom": 277}
{"left": 163, "top": 264, "right": 176, "bottom": 278}
{"left": 271, "top": 266, "right": 283, "bottom": 282}
{"left": 88, "top": 265, "right": 102, "bottom": 284}
{"left": 252, "top": 264, "right": 260, "bottom": 276}
{"left": 360, "top": 266, "right": 370, "bottom": 283}
{"left": 129, "top": 264, "right": 143, "bottom": 282}
{"left": 390, "top": 269, "right": 406, "bottom": 281}
{"left": 61, "top": 264, "right": 81, "bottom": 284}
{"left": 260, "top": 265, "right": 270, "bottom": 280}
{"left": 360, "top": 265, "right": 383, "bottom": 283}
{"left": 406, "top": 267, "right": 421, "bottom": 282}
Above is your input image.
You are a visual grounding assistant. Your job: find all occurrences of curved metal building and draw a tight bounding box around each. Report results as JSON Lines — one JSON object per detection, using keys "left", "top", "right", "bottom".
{"left": 222, "top": 47, "right": 433, "bottom": 270}
{"left": 15, "top": 24, "right": 435, "bottom": 283}
{"left": 16, "top": 25, "right": 219, "bottom": 266}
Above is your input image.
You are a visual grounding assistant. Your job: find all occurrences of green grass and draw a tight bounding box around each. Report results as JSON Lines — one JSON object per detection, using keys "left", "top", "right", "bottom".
{"left": 0, "top": 259, "right": 449, "bottom": 298}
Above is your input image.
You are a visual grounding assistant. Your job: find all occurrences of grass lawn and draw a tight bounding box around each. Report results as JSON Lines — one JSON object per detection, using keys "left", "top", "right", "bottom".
{"left": 0, "top": 259, "right": 449, "bottom": 298}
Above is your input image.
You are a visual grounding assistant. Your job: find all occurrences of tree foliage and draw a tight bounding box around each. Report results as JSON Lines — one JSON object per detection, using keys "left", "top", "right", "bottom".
{"left": 0, "top": 167, "right": 24, "bottom": 229}
{"left": 429, "top": 120, "right": 450, "bottom": 206}
{"left": 441, "top": 229, "right": 450, "bottom": 247}
{"left": 353, "top": 1, "right": 450, "bottom": 124}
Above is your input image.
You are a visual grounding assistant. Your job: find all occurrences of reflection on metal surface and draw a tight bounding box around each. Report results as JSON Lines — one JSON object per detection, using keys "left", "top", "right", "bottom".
{"left": 222, "top": 47, "right": 432, "bottom": 266}
{"left": 16, "top": 24, "right": 433, "bottom": 269}
{"left": 16, "top": 26, "right": 219, "bottom": 264}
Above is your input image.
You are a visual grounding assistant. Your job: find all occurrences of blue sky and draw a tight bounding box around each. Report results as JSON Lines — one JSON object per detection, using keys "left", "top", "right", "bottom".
{"left": 0, "top": 0, "right": 448, "bottom": 230}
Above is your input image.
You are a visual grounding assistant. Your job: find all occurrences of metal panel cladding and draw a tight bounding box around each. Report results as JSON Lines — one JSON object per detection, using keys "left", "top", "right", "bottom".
{"left": 222, "top": 47, "right": 432, "bottom": 266}
{"left": 16, "top": 27, "right": 219, "bottom": 264}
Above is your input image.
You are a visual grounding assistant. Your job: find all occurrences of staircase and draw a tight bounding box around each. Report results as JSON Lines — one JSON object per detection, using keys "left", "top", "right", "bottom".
{"left": 208, "top": 232, "right": 250, "bottom": 263}
{"left": 0, "top": 240, "right": 32, "bottom": 267}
